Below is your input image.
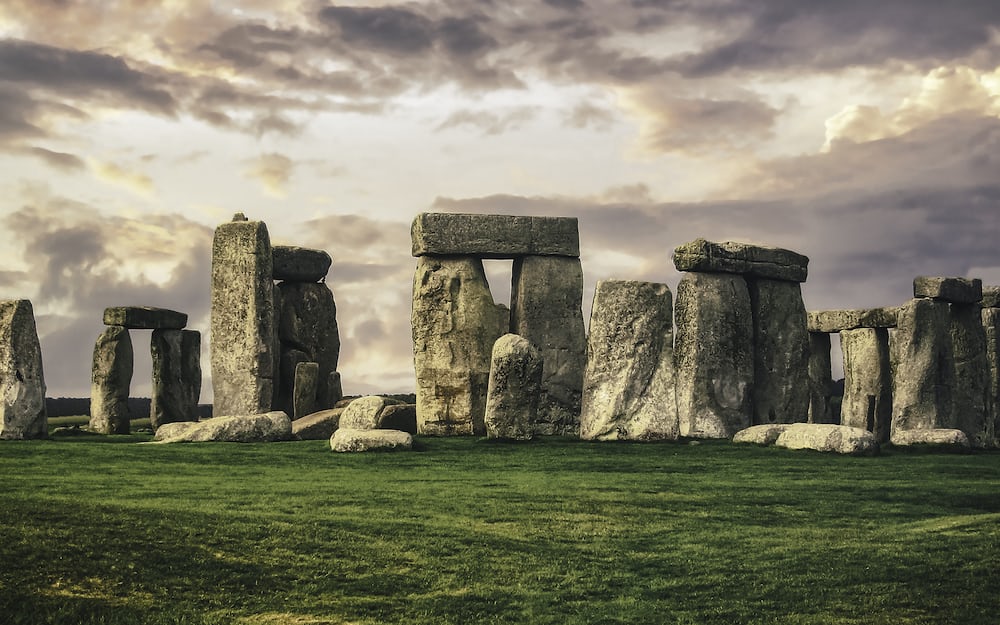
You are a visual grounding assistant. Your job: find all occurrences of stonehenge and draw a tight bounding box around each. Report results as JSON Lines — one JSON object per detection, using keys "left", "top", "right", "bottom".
{"left": 0, "top": 300, "right": 47, "bottom": 439}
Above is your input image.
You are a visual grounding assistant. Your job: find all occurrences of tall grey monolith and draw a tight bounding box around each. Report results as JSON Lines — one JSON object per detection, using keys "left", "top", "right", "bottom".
{"left": 90, "top": 325, "right": 132, "bottom": 435}
{"left": 983, "top": 307, "right": 1000, "bottom": 445}
{"left": 580, "top": 280, "right": 678, "bottom": 441}
{"left": 950, "top": 303, "right": 992, "bottom": 447}
{"left": 748, "top": 279, "right": 809, "bottom": 424}
{"left": 293, "top": 361, "right": 319, "bottom": 420}
{"left": 510, "top": 255, "right": 586, "bottom": 435}
{"left": 0, "top": 300, "right": 47, "bottom": 439}
{"left": 674, "top": 272, "right": 754, "bottom": 438}
{"left": 150, "top": 329, "right": 200, "bottom": 429}
{"left": 211, "top": 218, "right": 275, "bottom": 417}
{"left": 891, "top": 298, "right": 954, "bottom": 435}
{"left": 276, "top": 281, "right": 340, "bottom": 410}
{"left": 412, "top": 256, "right": 506, "bottom": 435}
{"left": 807, "top": 332, "right": 836, "bottom": 424}
{"left": 485, "top": 334, "right": 543, "bottom": 440}
{"left": 840, "top": 328, "right": 892, "bottom": 443}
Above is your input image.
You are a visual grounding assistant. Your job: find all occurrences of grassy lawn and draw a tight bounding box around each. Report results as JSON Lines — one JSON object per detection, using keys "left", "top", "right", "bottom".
{"left": 1, "top": 436, "right": 999, "bottom": 624}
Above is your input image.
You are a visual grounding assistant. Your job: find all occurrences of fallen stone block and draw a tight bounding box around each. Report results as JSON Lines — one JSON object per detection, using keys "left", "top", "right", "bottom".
{"left": 889, "top": 428, "right": 970, "bottom": 448}
{"left": 411, "top": 212, "right": 580, "bottom": 258}
{"left": 732, "top": 424, "right": 794, "bottom": 446}
{"left": 272, "top": 245, "right": 332, "bottom": 282}
{"left": 807, "top": 308, "right": 899, "bottom": 333}
{"left": 153, "top": 411, "right": 292, "bottom": 443}
{"left": 774, "top": 424, "right": 879, "bottom": 455}
{"left": 0, "top": 300, "right": 47, "bottom": 439}
{"left": 913, "top": 276, "right": 982, "bottom": 304}
{"left": 292, "top": 407, "right": 344, "bottom": 440}
{"left": 379, "top": 404, "right": 417, "bottom": 435}
{"left": 672, "top": 238, "right": 809, "bottom": 282}
{"left": 330, "top": 428, "right": 412, "bottom": 452}
{"left": 485, "top": 334, "right": 543, "bottom": 441}
{"left": 339, "top": 395, "right": 405, "bottom": 430}
{"left": 103, "top": 306, "right": 187, "bottom": 330}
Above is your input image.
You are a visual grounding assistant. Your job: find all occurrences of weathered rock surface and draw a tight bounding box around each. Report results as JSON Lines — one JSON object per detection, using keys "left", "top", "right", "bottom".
{"left": 914, "top": 276, "right": 983, "bottom": 304}
{"left": 103, "top": 306, "right": 187, "bottom": 330}
{"left": 153, "top": 411, "right": 292, "bottom": 443}
{"left": 412, "top": 256, "right": 506, "bottom": 435}
{"left": 484, "top": 334, "right": 543, "bottom": 440}
{"left": 339, "top": 395, "right": 405, "bottom": 430}
{"left": 292, "top": 407, "right": 344, "bottom": 440}
{"left": 807, "top": 308, "right": 899, "bottom": 333}
{"left": 672, "top": 238, "right": 809, "bottom": 282}
{"left": 890, "top": 428, "right": 970, "bottom": 448}
{"left": 150, "top": 329, "right": 201, "bottom": 429}
{"left": 330, "top": 428, "right": 412, "bottom": 452}
{"left": 981, "top": 286, "right": 1000, "bottom": 308}
{"left": 807, "top": 333, "right": 836, "bottom": 424}
{"left": 675, "top": 272, "right": 754, "bottom": 439}
{"left": 292, "top": 361, "right": 319, "bottom": 420}
{"left": 749, "top": 279, "right": 809, "bottom": 425}
{"left": 840, "top": 328, "right": 892, "bottom": 443}
{"left": 891, "top": 298, "right": 954, "bottom": 435}
{"left": 774, "top": 424, "right": 879, "bottom": 455}
{"left": 411, "top": 212, "right": 580, "bottom": 258}
{"left": 379, "top": 404, "right": 417, "bottom": 434}
{"left": 733, "top": 424, "right": 794, "bottom": 446}
{"left": 510, "top": 255, "right": 586, "bottom": 435}
{"left": 983, "top": 307, "right": 1000, "bottom": 445}
{"left": 950, "top": 303, "right": 992, "bottom": 447}
{"left": 211, "top": 218, "right": 275, "bottom": 417}
{"left": 579, "top": 280, "right": 678, "bottom": 441}
{"left": 276, "top": 281, "right": 340, "bottom": 410}
{"left": 272, "top": 245, "right": 332, "bottom": 282}
{"left": 90, "top": 325, "right": 132, "bottom": 435}
{"left": 327, "top": 371, "right": 344, "bottom": 406}
{"left": 0, "top": 300, "right": 47, "bottom": 439}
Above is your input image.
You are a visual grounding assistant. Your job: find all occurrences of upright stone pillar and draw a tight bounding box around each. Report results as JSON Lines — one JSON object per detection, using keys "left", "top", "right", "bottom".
{"left": 807, "top": 332, "right": 836, "bottom": 424}
{"left": 90, "top": 325, "right": 132, "bottom": 435}
{"left": 150, "top": 329, "right": 200, "bottom": 429}
{"left": 748, "top": 279, "right": 809, "bottom": 424}
{"left": 0, "top": 300, "right": 47, "bottom": 439}
{"left": 276, "top": 281, "right": 340, "bottom": 411}
{"left": 211, "top": 216, "right": 275, "bottom": 416}
{"left": 485, "top": 334, "right": 543, "bottom": 441}
{"left": 510, "top": 255, "right": 586, "bottom": 435}
{"left": 293, "top": 361, "right": 319, "bottom": 420}
{"left": 840, "top": 328, "right": 892, "bottom": 443}
{"left": 951, "top": 303, "right": 992, "bottom": 447}
{"left": 983, "top": 305, "right": 1000, "bottom": 447}
{"left": 891, "top": 298, "right": 954, "bottom": 435}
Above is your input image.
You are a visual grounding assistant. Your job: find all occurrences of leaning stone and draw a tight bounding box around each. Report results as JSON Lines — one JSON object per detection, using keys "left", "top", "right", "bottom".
{"left": 840, "top": 328, "right": 892, "bottom": 443}
{"left": 732, "top": 424, "right": 794, "bottom": 446}
{"left": 981, "top": 286, "right": 1000, "bottom": 309}
{"left": 153, "top": 411, "right": 292, "bottom": 443}
{"left": 330, "top": 428, "right": 412, "bottom": 452}
{"left": 807, "top": 333, "right": 836, "bottom": 424}
{"left": 889, "top": 428, "right": 970, "bottom": 448}
{"left": 379, "top": 404, "right": 417, "bottom": 435}
{"left": 891, "top": 298, "right": 954, "bottom": 435}
{"left": 272, "top": 245, "right": 332, "bottom": 282}
{"left": 913, "top": 276, "right": 983, "bottom": 304}
{"left": 485, "top": 334, "right": 543, "bottom": 441}
{"left": 339, "top": 395, "right": 405, "bottom": 431}
{"left": 510, "top": 255, "right": 586, "bottom": 435}
{"left": 275, "top": 281, "right": 340, "bottom": 412}
{"left": 412, "top": 256, "right": 506, "bottom": 435}
{"left": 672, "top": 238, "right": 809, "bottom": 282}
{"left": 103, "top": 306, "right": 187, "bottom": 330}
{"left": 983, "top": 308, "right": 1000, "bottom": 446}
{"left": 674, "top": 272, "right": 754, "bottom": 439}
{"left": 411, "top": 212, "right": 580, "bottom": 258}
{"left": 749, "top": 279, "right": 810, "bottom": 425}
{"left": 579, "top": 280, "right": 678, "bottom": 441}
{"left": 90, "top": 325, "right": 132, "bottom": 435}
{"left": 807, "top": 308, "right": 899, "bottom": 333}
{"left": 150, "top": 329, "right": 201, "bottom": 429}
{"left": 292, "top": 407, "right": 344, "bottom": 440}
{"left": 950, "top": 303, "right": 992, "bottom": 447}
{"left": 210, "top": 219, "right": 275, "bottom": 417}
{"left": 0, "top": 300, "right": 47, "bottom": 439}
{"left": 774, "top": 424, "right": 879, "bottom": 455}
{"left": 293, "top": 361, "right": 319, "bottom": 420}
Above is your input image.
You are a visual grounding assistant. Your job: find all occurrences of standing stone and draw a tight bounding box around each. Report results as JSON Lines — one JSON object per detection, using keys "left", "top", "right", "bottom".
{"left": 0, "top": 300, "right": 47, "bottom": 439}
{"left": 840, "top": 328, "right": 892, "bottom": 443}
{"left": 90, "top": 325, "right": 132, "bottom": 435}
{"left": 485, "top": 334, "right": 543, "bottom": 441}
{"left": 412, "top": 256, "right": 506, "bottom": 435}
{"left": 510, "top": 255, "right": 586, "bottom": 435}
{"left": 950, "top": 303, "right": 992, "bottom": 447}
{"left": 293, "top": 361, "right": 319, "bottom": 420}
{"left": 983, "top": 307, "right": 1000, "bottom": 446}
{"left": 327, "top": 371, "right": 344, "bottom": 407}
{"left": 150, "top": 329, "right": 201, "bottom": 429}
{"left": 276, "top": 281, "right": 340, "bottom": 411}
{"left": 807, "top": 332, "right": 836, "bottom": 424}
{"left": 674, "top": 272, "right": 754, "bottom": 438}
{"left": 748, "top": 279, "right": 810, "bottom": 425}
{"left": 211, "top": 218, "right": 275, "bottom": 417}
{"left": 891, "top": 298, "right": 954, "bottom": 435}
{"left": 579, "top": 280, "right": 678, "bottom": 441}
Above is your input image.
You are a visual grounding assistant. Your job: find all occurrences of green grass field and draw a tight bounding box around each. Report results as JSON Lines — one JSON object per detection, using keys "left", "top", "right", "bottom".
{"left": 2, "top": 435, "right": 998, "bottom": 624}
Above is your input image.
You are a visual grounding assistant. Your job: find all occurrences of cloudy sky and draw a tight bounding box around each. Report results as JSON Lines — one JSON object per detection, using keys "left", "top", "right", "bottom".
{"left": 1, "top": 0, "right": 998, "bottom": 400}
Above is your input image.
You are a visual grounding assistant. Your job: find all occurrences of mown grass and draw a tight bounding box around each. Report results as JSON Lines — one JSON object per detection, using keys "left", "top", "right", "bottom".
{"left": 1, "top": 436, "right": 999, "bottom": 624}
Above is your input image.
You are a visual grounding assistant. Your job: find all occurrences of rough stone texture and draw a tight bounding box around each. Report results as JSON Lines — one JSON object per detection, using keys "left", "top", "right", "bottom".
{"left": 840, "top": 328, "right": 892, "bottom": 443}
{"left": 339, "top": 395, "right": 405, "bottom": 430}
{"left": 675, "top": 272, "right": 754, "bottom": 439}
{"left": 483, "top": 334, "right": 543, "bottom": 441}
{"left": 89, "top": 325, "right": 132, "bottom": 435}
{"left": 293, "top": 361, "right": 319, "bottom": 420}
{"left": 914, "top": 276, "right": 982, "bottom": 304}
{"left": 276, "top": 281, "right": 340, "bottom": 411}
{"left": 379, "top": 404, "right": 417, "bottom": 435}
{"left": 774, "top": 424, "right": 879, "bottom": 455}
{"left": 103, "top": 306, "right": 187, "bottom": 330}
{"left": 983, "top": 308, "right": 1000, "bottom": 445}
{"left": 0, "top": 300, "right": 47, "bottom": 439}
{"left": 330, "top": 428, "right": 412, "bottom": 452}
{"left": 807, "top": 332, "right": 836, "bottom": 424}
{"left": 412, "top": 256, "right": 506, "bottom": 435}
{"left": 211, "top": 219, "right": 275, "bottom": 417}
{"left": 672, "top": 238, "right": 809, "bottom": 282}
{"left": 950, "top": 303, "right": 992, "bottom": 447}
{"left": 891, "top": 298, "right": 954, "bottom": 435}
{"left": 890, "top": 428, "right": 970, "bottom": 448}
{"left": 981, "top": 286, "right": 1000, "bottom": 309}
{"left": 292, "top": 407, "right": 344, "bottom": 440}
{"left": 150, "top": 329, "right": 201, "bottom": 430}
{"left": 327, "top": 371, "right": 344, "bottom": 407}
{"left": 807, "top": 308, "right": 899, "bottom": 333}
{"left": 153, "top": 411, "right": 292, "bottom": 443}
{"left": 749, "top": 279, "right": 810, "bottom": 425}
{"left": 272, "top": 245, "right": 332, "bottom": 282}
{"left": 510, "top": 255, "right": 586, "bottom": 435}
{"left": 733, "top": 424, "right": 794, "bottom": 446}
{"left": 579, "top": 280, "right": 678, "bottom": 441}
{"left": 411, "top": 212, "right": 580, "bottom": 258}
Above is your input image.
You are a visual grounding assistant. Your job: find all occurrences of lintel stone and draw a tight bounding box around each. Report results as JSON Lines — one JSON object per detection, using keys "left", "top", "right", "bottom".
{"left": 411, "top": 212, "right": 579, "bottom": 258}
{"left": 104, "top": 306, "right": 187, "bottom": 330}
{"left": 981, "top": 285, "right": 1000, "bottom": 308}
{"left": 272, "top": 245, "right": 332, "bottom": 282}
{"left": 913, "top": 276, "right": 982, "bottom": 304}
{"left": 807, "top": 307, "right": 899, "bottom": 333}
{"left": 672, "top": 238, "right": 808, "bottom": 282}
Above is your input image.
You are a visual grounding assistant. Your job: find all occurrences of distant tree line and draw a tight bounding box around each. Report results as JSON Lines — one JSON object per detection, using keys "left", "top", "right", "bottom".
{"left": 46, "top": 397, "right": 213, "bottom": 419}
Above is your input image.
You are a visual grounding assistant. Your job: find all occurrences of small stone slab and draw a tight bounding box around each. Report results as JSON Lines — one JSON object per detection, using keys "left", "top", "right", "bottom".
{"left": 152, "top": 411, "right": 292, "bottom": 443}
{"left": 292, "top": 408, "right": 344, "bottom": 440}
{"left": 807, "top": 308, "right": 899, "bottom": 333}
{"left": 339, "top": 395, "right": 404, "bottom": 430}
{"left": 774, "top": 424, "right": 879, "bottom": 455}
{"left": 104, "top": 306, "right": 187, "bottom": 330}
{"left": 330, "top": 428, "right": 412, "bottom": 452}
{"left": 672, "top": 238, "right": 808, "bottom": 282}
{"left": 273, "top": 245, "right": 332, "bottom": 282}
{"left": 981, "top": 286, "right": 1000, "bottom": 308}
{"left": 733, "top": 424, "right": 794, "bottom": 446}
{"left": 913, "top": 276, "right": 982, "bottom": 304}
{"left": 411, "top": 212, "right": 579, "bottom": 258}
{"left": 890, "top": 428, "right": 970, "bottom": 448}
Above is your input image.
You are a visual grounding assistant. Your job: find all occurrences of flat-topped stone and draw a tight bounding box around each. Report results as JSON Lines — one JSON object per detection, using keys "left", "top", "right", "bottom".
{"left": 672, "top": 238, "right": 808, "bottom": 282}
{"left": 890, "top": 428, "right": 970, "bottom": 448}
{"left": 807, "top": 307, "right": 899, "bottom": 333}
{"left": 733, "top": 424, "right": 794, "bottom": 446}
{"left": 153, "top": 411, "right": 292, "bottom": 443}
{"left": 103, "top": 306, "right": 187, "bottom": 329}
{"left": 981, "top": 286, "right": 1000, "bottom": 308}
{"left": 330, "top": 428, "right": 412, "bottom": 452}
{"left": 774, "top": 424, "right": 879, "bottom": 455}
{"left": 411, "top": 212, "right": 579, "bottom": 258}
{"left": 272, "top": 245, "right": 332, "bottom": 282}
{"left": 913, "top": 276, "right": 982, "bottom": 304}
